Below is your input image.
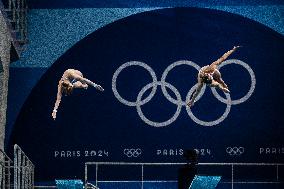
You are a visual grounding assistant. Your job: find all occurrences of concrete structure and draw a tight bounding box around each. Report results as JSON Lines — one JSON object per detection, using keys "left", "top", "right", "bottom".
{"left": 0, "top": 8, "right": 11, "bottom": 151}
{"left": 0, "top": 0, "right": 26, "bottom": 150}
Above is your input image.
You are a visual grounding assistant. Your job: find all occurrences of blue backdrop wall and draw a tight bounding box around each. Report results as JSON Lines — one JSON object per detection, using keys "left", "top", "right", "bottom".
{"left": 7, "top": 7, "right": 284, "bottom": 181}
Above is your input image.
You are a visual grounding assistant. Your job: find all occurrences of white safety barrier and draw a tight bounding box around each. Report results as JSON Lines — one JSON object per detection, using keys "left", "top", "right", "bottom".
{"left": 84, "top": 162, "right": 284, "bottom": 189}
{"left": 0, "top": 149, "right": 13, "bottom": 189}
{"left": 14, "top": 144, "right": 34, "bottom": 189}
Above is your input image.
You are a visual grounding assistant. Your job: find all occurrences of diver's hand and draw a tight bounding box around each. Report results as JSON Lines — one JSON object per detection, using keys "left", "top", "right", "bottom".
{"left": 52, "top": 110, "right": 57, "bottom": 120}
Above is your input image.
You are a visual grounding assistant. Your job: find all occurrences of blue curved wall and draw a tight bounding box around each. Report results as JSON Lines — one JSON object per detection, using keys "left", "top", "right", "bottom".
{"left": 6, "top": 2, "right": 284, "bottom": 146}
{"left": 7, "top": 7, "right": 284, "bottom": 181}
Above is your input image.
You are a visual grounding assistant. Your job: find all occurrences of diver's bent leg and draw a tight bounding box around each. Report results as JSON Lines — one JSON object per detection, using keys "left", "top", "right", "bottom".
{"left": 89, "top": 81, "right": 104, "bottom": 92}
{"left": 220, "top": 86, "right": 230, "bottom": 93}
{"left": 212, "top": 71, "right": 229, "bottom": 90}
{"left": 218, "top": 78, "right": 228, "bottom": 89}
{"left": 211, "top": 80, "right": 230, "bottom": 93}
{"left": 213, "top": 70, "right": 227, "bottom": 88}
{"left": 75, "top": 76, "right": 104, "bottom": 91}
{"left": 73, "top": 81, "right": 88, "bottom": 89}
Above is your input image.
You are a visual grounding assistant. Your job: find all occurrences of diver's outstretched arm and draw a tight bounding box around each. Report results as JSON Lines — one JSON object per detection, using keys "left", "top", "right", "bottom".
{"left": 187, "top": 82, "right": 204, "bottom": 107}
{"left": 73, "top": 75, "right": 104, "bottom": 91}
{"left": 52, "top": 83, "right": 62, "bottom": 120}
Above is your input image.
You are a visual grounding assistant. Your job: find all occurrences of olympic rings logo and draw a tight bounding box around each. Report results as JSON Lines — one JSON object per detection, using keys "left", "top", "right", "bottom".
{"left": 112, "top": 59, "right": 256, "bottom": 127}
{"left": 226, "top": 147, "right": 245, "bottom": 155}
{"left": 123, "top": 148, "right": 142, "bottom": 158}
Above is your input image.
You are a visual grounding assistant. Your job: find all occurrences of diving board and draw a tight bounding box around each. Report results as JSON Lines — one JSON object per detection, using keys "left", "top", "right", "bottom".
{"left": 55, "top": 180, "right": 84, "bottom": 189}
{"left": 189, "top": 175, "right": 221, "bottom": 189}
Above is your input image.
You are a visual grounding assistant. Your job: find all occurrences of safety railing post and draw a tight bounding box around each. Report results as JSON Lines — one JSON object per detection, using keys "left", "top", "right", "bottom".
{"left": 14, "top": 144, "right": 35, "bottom": 189}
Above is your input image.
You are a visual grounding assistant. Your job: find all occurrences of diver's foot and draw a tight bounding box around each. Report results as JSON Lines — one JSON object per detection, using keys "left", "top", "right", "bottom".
{"left": 233, "top": 45, "right": 242, "bottom": 50}
{"left": 187, "top": 101, "right": 194, "bottom": 107}
{"left": 223, "top": 88, "right": 230, "bottom": 93}
{"left": 95, "top": 84, "right": 104, "bottom": 92}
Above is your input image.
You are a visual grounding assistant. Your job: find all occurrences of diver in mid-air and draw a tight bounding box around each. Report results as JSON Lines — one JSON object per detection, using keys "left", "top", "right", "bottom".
{"left": 52, "top": 69, "right": 104, "bottom": 120}
{"left": 187, "top": 46, "right": 241, "bottom": 107}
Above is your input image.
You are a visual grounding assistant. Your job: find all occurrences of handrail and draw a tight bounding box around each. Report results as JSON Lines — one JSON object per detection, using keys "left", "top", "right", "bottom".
{"left": 0, "top": 148, "right": 13, "bottom": 163}
{"left": 84, "top": 161, "right": 284, "bottom": 189}
{"left": 0, "top": 148, "right": 13, "bottom": 189}
{"left": 14, "top": 144, "right": 35, "bottom": 189}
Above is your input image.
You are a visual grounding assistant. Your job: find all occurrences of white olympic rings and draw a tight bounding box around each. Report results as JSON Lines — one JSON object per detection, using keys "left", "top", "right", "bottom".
{"left": 112, "top": 59, "right": 256, "bottom": 127}
{"left": 226, "top": 147, "right": 245, "bottom": 155}
{"left": 124, "top": 148, "right": 142, "bottom": 157}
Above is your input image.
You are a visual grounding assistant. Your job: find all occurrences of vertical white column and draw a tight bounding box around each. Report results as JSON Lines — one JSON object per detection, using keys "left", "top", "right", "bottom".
{"left": 276, "top": 165, "right": 279, "bottom": 181}
{"left": 141, "top": 164, "right": 144, "bottom": 189}
{"left": 95, "top": 164, "right": 98, "bottom": 187}
{"left": 84, "top": 164, "right": 88, "bottom": 188}
{"left": 231, "top": 165, "right": 234, "bottom": 189}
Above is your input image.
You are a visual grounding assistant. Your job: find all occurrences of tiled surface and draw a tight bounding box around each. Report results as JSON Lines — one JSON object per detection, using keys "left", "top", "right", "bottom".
{"left": 11, "top": 6, "right": 284, "bottom": 68}
{"left": 26, "top": 0, "right": 284, "bottom": 9}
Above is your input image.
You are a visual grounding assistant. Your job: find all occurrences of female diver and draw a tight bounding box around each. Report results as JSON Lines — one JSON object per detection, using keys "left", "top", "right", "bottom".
{"left": 187, "top": 46, "right": 241, "bottom": 107}
{"left": 52, "top": 69, "right": 104, "bottom": 120}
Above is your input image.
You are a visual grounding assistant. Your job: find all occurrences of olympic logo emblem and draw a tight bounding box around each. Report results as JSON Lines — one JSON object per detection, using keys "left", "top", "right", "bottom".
{"left": 123, "top": 148, "right": 142, "bottom": 158}
{"left": 226, "top": 147, "right": 245, "bottom": 155}
{"left": 112, "top": 59, "right": 256, "bottom": 127}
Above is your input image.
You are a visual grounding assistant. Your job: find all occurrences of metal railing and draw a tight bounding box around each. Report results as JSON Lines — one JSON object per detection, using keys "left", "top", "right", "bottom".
{"left": 84, "top": 162, "right": 284, "bottom": 189}
{"left": 0, "top": 149, "right": 13, "bottom": 189}
{"left": 14, "top": 144, "right": 34, "bottom": 189}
